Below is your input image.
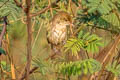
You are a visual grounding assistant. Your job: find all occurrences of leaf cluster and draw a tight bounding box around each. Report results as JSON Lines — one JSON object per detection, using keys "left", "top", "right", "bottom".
{"left": 75, "top": 0, "right": 120, "bottom": 33}
{"left": 1, "top": 61, "right": 11, "bottom": 72}
{"left": 32, "top": 58, "right": 49, "bottom": 75}
{"left": 64, "top": 31, "right": 103, "bottom": 56}
{"left": 57, "top": 59, "right": 101, "bottom": 76}
{"left": 0, "top": 0, "right": 21, "bottom": 20}
{"left": 106, "top": 60, "right": 120, "bottom": 76}
{"left": 82, "top": 0, "right": 117, "bottom": 15}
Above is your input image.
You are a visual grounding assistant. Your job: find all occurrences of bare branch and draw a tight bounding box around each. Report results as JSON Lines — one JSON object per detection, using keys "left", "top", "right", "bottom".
{"left": 0, "top": 16, "right": 7, "bottom": 47}
{"left": 19, "top": 67, "right": 38, "bottom": 80}
{"left": 30, "top": 0, "right": 60, "bottom": 17}
{"left": 14, "top": 0, "right": 26, "bottom": 12}
{"left": 14, "top": 0, "right": 22, "bottom": 7}
{"left": 24, "top": 0, "right": 32, "bottom": 80}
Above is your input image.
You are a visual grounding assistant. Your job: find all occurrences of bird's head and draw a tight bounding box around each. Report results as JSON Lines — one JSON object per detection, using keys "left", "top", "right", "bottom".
{"left": 51, "top": 11, "right": 73, "bottom": 27}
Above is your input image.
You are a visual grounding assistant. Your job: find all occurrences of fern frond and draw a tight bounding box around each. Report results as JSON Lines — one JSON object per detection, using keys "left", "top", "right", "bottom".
{"left": 0, "top": 0, "right": 21, "bottom": 21}
{"left": 64, "top": 38, "right": 84, "bottom": 56}
{"left": 106, "top": 60, "right": 120, "bottom": 76}
{"left": 82, "top": 0, "right": 117, "bottom": 15}
{"left": 57, "top": 59, "right": 101, "bottom": 76}
{"left": 32, "top": 58, "right": 49, "bottom": 75}
{"left": 64, "top": 31, "right": 103, "bottom": 56}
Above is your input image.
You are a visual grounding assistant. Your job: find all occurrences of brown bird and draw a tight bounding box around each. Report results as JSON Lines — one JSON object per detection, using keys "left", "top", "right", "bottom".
{"left": 46, "top": 11, "right": 72, "bottom": 59}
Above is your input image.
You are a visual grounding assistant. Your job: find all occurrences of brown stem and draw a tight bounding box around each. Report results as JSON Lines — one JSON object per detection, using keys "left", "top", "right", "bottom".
{"left": 73, "top": 23, "right": 85, "bottom": 36}
{"left": 48, "top": 0, "right": 53, "bottom": 18}
{"left": 14, "top": 0, "right": 22, "bottom": 7}
{"left": 24, "top": 0, "right": 32, "bottom": 80}
{"left": 19, "top": 67, "right": 38, "bottom": 80}
{"left": 0, "top": 17, "right": 7, "bottom": 47}
{"left": 14, "top": 0, "right": 26, "bottom": 12}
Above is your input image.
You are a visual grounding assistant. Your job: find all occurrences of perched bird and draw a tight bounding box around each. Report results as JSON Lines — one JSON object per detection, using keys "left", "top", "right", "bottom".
{"left": 46, "top": 11, "right": 72, "bottom": 59}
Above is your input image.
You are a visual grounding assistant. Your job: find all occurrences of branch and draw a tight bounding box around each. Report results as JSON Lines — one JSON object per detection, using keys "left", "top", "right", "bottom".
{"left": 87, "top": 24, "right": 119, "bottom": 33}
{"left": 0, "top": 16, "right": 7, "bottom": 47}
{"left": 24, "top": 0, "right": 32, "bottom": 80}
{"left": 19, "top": 67, "right": 38, "bottom": 80}
{"left": 14, "top": 0, "right": 22, "bottom": 7}
{"left": 30, "top": 0, "right": 60, "bottom": 17}
{"left": 14, "top": 0, "right": 26, "bottom": 12}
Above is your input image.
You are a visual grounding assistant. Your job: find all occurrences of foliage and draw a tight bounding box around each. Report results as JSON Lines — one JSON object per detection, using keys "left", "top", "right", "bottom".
{"left": 64, "top": 38, "right": 84, "bottom": 56}
{"left": 78, "top": 31, "right": 103, "bottom": 53}
{"left": 0, "top": 0, "right": 120, "bottom": 79}
{"left": 0, "top": 61, "right": 11, "bottom": 79}
{"left": 0, "top": 0, "right": 21, "bottom": 21}
{"left": 75, "top": 0, "right": 120, "bottom": 33}
{"left": 106, "top": 60, "right": 120, "bottom": 76}
{"left": 57, "top": 58, "right": 101, "bottom": 76}
{"left": 82, "top": 0, "right": 117, "bottom": 15}
{"left": 64, "top": 30, "right": 103, "bottom": 56}
{"left": 32, "top": 58, "right": 49, "bottom": 75}
{"left": 8, "top": 21, "right": 26, "bottom": 40}
{"left": 1, "top": 61, "right": 11, "bottom": 72}
{"left": 0, "top": 47, "right": 6, "bottom": 55}
{"left": 35, "top": 0, "right": 48, "bottom": 8}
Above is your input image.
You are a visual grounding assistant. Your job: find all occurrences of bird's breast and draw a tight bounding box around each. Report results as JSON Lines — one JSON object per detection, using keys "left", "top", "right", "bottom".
{"left": 48, "top": 24, "right": 67, "bottom": 45}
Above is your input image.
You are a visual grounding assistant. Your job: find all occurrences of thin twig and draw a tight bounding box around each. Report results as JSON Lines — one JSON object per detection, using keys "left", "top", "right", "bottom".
{"left": 30, "top": 0, "right": 60, "bottom": 17}
{"left": 73, "top": 23, "right": 85, "bottom": 36}
{"left": 48, "top": 0, "right": 53, "bottom": 18}
{"left": 14, "top": 0, "right": 26, "bottom": 12}
{"left": 19, "top": 67, "right": 38, "bottom": 80}
{"left": 32, "top": 21, "right": 43, "bottom": 49}
{"left": 0, "top": 16, "right": 7, "bottom": 47}
{"left": 0, "top": 0, "right": 60, "bottom": 26}
{"left": 14, "top": 0, "right": 22, "bottom": 7}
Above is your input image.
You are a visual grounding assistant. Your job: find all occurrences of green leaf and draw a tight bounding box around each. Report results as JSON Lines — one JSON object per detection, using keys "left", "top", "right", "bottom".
{"left": 112, "top": 60, "right": 117, "bottom": 69}
{"left": 83, "top": 61, "right": 88, "bottom": 74}
{"left": 116, "top": 64, "right": 120, "bottom": 70}
{"left": 0, "top": 48, "right": 6, "bottom": 55}
{"left": 83, "top": 32, "right": 90, "bottom": 40}
{"left": 64, "top": 38, "right": 84, "bottom": 56}
{"left": 106, "top": 60, "right": 120, "bottom": 76}
{"left": 57, "top": 59, "right": 101, "bottom": 76}
{"left": 78, "top": 31, "right": 83, "bottom": 39}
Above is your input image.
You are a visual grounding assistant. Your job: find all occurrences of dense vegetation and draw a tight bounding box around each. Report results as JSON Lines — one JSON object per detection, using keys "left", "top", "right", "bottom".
{"left": 0, "top": 0, "right": 120, "bottom": 80}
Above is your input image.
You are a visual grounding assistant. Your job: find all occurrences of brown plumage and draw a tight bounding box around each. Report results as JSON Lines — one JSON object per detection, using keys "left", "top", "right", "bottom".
{"left": 46, "top": 11, "right": 72, "bottom": 59}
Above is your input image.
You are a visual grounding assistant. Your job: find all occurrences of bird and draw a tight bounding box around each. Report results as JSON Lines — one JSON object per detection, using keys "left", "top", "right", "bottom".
{"left": 46, "top": 11, "right": 72, "bottom": 60}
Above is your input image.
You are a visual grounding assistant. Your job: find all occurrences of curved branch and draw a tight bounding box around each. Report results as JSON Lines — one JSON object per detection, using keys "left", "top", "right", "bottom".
{"left": 14, "top": 0, "right": 22, "bottom": 7}
{"left": 14, "top": 0, "right": 26, "bottom": 12}
{"left": 19, "top": 67, "right": 38, "bottom": 80}
{"left": 30, "top": 0, "right": 60, "bottom": 17}
{"left": 0, "top": 16, "right": 7, "bottom": 47}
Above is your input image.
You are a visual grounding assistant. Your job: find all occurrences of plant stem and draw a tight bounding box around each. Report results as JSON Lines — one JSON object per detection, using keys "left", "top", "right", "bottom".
{"left": 68, "top": 75, "right": 71, "bottom": 80}
{"left": 25, "top": 0, "right": 32, "bottom": 80}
